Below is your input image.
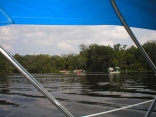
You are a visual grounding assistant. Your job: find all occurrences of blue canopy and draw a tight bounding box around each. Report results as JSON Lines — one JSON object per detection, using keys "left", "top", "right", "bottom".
{"left": 0, "top": 0, "right": 156, "bottom": 30}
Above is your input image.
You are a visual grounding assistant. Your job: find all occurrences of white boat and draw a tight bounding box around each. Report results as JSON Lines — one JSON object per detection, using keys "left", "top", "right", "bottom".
{"left": 108, "top": 67, "right": 120, "bottom": 74}
{"left": 109, "top": 70, "right": 120, "bottom": 74}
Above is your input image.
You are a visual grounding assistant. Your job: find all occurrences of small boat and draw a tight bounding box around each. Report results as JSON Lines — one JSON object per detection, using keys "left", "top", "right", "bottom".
{"left": 77, "top": 70, "right": 86, "bottom": 75}
{"left": 109, "top": 70, "right": 120, "bottom": 74}
{"left": 108, "top": 67, "right": 120, "bottom": 74}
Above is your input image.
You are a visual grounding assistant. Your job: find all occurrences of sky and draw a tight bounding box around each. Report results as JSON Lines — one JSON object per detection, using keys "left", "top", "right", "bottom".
{"left": 0, "top": 25, "right": 156, "bottom": 56}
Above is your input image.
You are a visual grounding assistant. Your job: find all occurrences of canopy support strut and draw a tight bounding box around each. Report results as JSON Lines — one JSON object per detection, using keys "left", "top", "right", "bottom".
{"left": 0, "top": 7, "right": 13, "bottom": 24}
{"left": 0, "top": 46, "right": 74, "bottom": 117}
{"left": 110, "top": 0, "right": 156, "bottom": 117}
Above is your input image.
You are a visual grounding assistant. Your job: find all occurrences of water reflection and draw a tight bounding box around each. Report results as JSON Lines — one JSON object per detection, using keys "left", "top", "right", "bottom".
{"left": 109, "top": 73, "right": 121, "bottom": 83}
{"left": 0, "top": 76, "right": 11, "bottom": 94}
{"left": 0, "top": 73, "right": 156, "bottom": 117}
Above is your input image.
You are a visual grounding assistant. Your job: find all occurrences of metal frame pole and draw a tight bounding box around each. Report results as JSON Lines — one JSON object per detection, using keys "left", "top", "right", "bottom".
{"left": 110, "top": 0, "right": 156, "bottom": 117}
{"left": 145, "top": 97, "right": 156, "bottom": 117}
{"left": 0, "top": 46, "right": 74, "bottom": 117}
{"left": 110, "top": 0, "right": 156, "bottom": 75}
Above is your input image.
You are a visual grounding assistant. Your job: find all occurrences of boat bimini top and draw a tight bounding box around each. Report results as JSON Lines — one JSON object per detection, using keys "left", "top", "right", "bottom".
{"left": 0, "top": 0, "right": 156, "bottom": 117}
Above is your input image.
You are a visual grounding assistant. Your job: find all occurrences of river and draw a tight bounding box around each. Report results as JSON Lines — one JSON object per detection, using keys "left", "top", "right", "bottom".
{"left": 0, "top": 72, "right": 156, "bottom": 117}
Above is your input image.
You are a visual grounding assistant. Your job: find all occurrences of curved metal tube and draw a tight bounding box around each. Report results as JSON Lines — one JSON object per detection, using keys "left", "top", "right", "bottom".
{"left": 110, "top": 0, "right": 156, "bottom": 117}
{"left": 0, "top": 7, "right": 13, "bottom": 24}
{"left": 110, "top": 0, "right": 156, "bottom": 75}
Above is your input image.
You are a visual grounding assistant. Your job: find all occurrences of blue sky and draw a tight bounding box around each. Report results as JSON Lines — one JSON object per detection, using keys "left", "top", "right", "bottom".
{"left": 0, "top": 25, "right": 156, "bottom": 56}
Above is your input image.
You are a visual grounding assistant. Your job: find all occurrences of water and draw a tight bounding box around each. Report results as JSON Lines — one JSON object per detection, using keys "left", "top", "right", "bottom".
{"left": 0, "top": 72, "right": 156, "bottom": 117}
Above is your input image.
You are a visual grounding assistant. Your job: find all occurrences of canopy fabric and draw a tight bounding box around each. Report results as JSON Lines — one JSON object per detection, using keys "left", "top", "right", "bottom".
{"left": 0, "top": 0, "right": 156, "bottom": 30}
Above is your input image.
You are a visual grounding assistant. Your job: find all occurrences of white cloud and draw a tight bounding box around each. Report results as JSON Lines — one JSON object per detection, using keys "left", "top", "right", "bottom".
{"left": 1, "top": 43, "right": 13, "bottom": 51}
{"left": 23, "top": 31, "right": 56, "bottom": 46}
{"left": 0, "top": 26, "right": 19, "bottom": 51}
{"left": 65, "top": 39, "right": 93, "bottom": 45}
{"left": 0, "top": 26, "right": 18, "bottom": 41}
{"left": 58, "top": 41, "right": 74, "bottom": 50}
{"left": 140, "top": 32, "right": 156, "bottom": 44}
{"left": 25, "top": 31, "right": 46, "bottom": 38}
{"left": 111, "top": 26, "right": 129, "bottom": 40}
{"left": 23, "top": 39, "right": 28, "bottom": 44}
{"left": 98, "top": 40, "right": 114, "bottom": 46}
{"left": 0, "top": 25, "right": 155, "bottom": 55}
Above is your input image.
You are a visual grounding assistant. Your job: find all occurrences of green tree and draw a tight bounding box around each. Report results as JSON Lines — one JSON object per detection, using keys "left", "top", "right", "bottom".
{"left": 85, "top": 44, "right": 113, "bottom": 72}
{"left": 112, "top": 44, "right": 127, "bottom": 68}
{"left": 142, "top": 40, "right": 156, "bottom": 71}
{"left": 0, "top": 54, "right": 13, "bottom": 75}
{"left": 125, "top": 45, "right": 143, "bottom": 71}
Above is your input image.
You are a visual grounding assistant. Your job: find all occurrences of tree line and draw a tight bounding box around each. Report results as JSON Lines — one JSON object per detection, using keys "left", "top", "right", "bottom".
{"left": 0, "top": 40, "right": 155, "bottom": 75}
